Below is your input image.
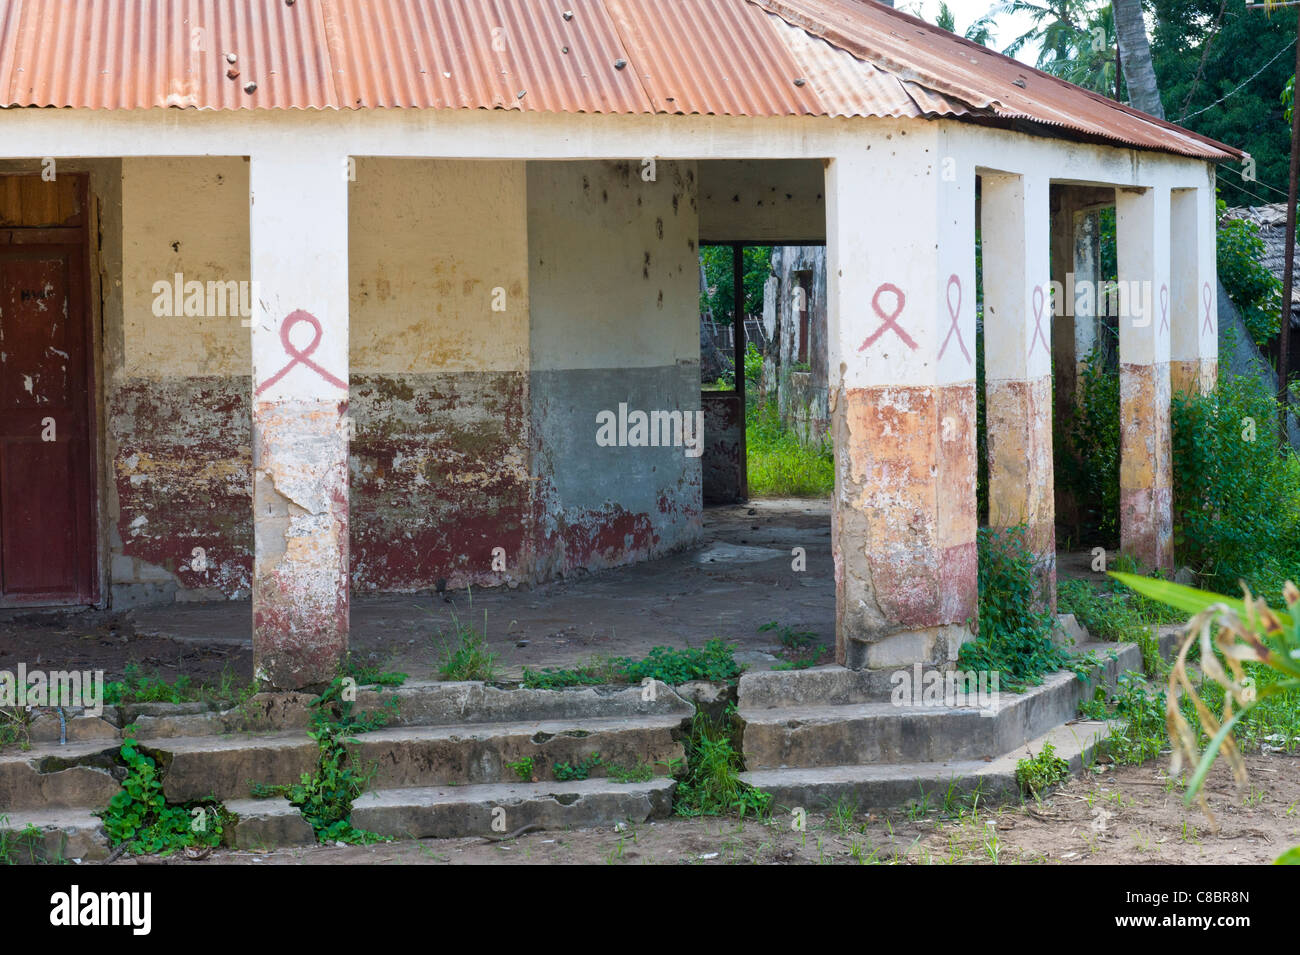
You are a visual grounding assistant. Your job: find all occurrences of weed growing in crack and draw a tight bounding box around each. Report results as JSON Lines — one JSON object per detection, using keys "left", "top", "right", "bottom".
{"left": 675, "top": 704, "right": 770, "bottom": 819}
{"left": 1014, "top": 741, "right": 1071, "bottom": 798}
{"left": 434, "top": 609, "right": 499, "bottom": 682}
{"left": 98, "top": 737, "right": 227, "bottom": 856}
{"left": 521, "top": 640, "right": 744, "bottom": 688}
{"left": 0, "top": 816, "right": 56, "bottom": 864}
{"left": 553, "top": 753, "right": 603, "bottom": 781}
{"left": 251, "top": 677, "right": 395, "bottom": 845}
{"left": 506, "top": 755, "right": 535, "bottom": 782}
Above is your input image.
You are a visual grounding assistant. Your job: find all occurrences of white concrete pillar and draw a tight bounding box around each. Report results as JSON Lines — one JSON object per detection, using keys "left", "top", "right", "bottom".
{"left": 249, "top": 152, "right": 351, "bottom": 689}
{"left": 981, "top": 171, "right": 1055, "bottom": 601}
{"left": 1116, "top": 184, "right": 1173, "bottom": 573}
{"left": 827, "top": 126, "right": 977, "bottom": 670}
{"left": 1170, "top": 184, "right": 1218, "bottom": 396}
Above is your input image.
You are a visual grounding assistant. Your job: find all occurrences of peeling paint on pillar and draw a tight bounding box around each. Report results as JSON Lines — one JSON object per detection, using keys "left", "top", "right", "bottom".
{"left": 1119, "top": 362, "right": 1173, "bottom": 573}
{"left": 252, "top": 399, "right": 349, "bottom": 689}
{"left": 1170, "top": 358, "right": 1218, "bottom": 397}
{"left": 986, "top": 375, "right": 1056, "bottom": 605}
{"left": 833, "top": 383, "right": 977, "bottom": 669}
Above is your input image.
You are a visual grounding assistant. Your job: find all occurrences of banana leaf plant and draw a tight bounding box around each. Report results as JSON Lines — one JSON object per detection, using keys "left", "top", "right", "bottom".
{"left": 1109, "top": 572, "right": 1300, "bottom": 865}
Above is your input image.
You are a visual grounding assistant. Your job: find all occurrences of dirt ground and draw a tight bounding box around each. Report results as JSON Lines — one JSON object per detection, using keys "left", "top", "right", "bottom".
{"left": 0, "top": 499, "right": 835, "bottom": 685}
{"left": 108, "top": 752, "right": 1298, "bottom": 866}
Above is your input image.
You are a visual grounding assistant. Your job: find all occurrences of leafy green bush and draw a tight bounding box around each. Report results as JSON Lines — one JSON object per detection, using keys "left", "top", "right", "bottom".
{"left": 1171, "top": 373, "right": 1300, "bottom": 603}
{"left": 958, "top": 527, "right": 1077, "bottom": 692}
{"left": 1063, "top": 348, "right": 1122, "bottom": 544}
{"left": 1216, "top": 199, "right": 1282, "bottom": 348}
{"left": 553, "top": 753, "right": 603, "bottom": 781}
{"left": 613, "top": 639, "right": 742, "bottom": 686}
{"left": 252, "top": 678, "right": 394, "bottom": 845}
{"left": 1015, "top": 741, "right": 1071, "bottom": 797}
{"left": 100, "top": 738, "right": 225, "bottom": 856}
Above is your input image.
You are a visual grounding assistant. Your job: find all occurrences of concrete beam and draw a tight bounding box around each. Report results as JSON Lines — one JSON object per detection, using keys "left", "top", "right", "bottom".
{"left": 249, "top": 151, "right": 351, "bottom": 689}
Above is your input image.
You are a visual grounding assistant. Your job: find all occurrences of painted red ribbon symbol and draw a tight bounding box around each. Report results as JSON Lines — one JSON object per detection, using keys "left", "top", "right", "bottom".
{"left": 1201, "top": 282, "right": 1215, "bottom": 335}
{"left": 1159, "top": 283, "right": 1169, "bottom": 335}
{"left": 938, "top": 273, "right": 970, "bottom": 363}
{"left": 1028, "top": 285, "right": 1050, "bottom": 355}
{"left": 255, "top": 310, "right": 347, "bottom": 397}
{"left": 858, "top": 283, "right": 917, "bottom": 351}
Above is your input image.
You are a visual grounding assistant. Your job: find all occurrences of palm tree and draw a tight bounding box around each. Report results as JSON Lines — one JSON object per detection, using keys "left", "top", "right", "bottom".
{"left": 995, "top": 0, "right": 1120, "bottom": 97}
{"left": 1112, "top": 0, "right": 1164, "bottom": 117}
{"left": 934, "top": 2, "right": 998, "bottom": 46}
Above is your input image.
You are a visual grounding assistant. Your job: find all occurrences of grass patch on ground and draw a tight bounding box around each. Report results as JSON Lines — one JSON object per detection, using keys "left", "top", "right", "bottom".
{"left": 521, "top": 639, "right": 743, "bottom": 689}
{"left": 102, "top": 662, "right": 257, "bottom": 708}
{"left": 434, "top": 610, "right": 500, "bottom": 682}
{"left": 745, "top": 399, "right": 833, "bottom": 498}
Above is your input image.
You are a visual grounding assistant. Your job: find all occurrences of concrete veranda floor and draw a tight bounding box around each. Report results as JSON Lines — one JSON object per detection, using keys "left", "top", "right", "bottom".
{"left": 0, "top": 499, "right": 836, "bottom": 686}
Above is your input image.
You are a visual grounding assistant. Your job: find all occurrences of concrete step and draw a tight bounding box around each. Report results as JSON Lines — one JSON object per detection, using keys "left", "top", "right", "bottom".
{"left": 3, "top": 708, "right": 689, "bottom": 809}
{"left": 3, "top": 681, "right": 696, "bottom": 743}
{"left": 0, "top": 741, "right": 125, "bottom": 813}
{"left": 349, "top": 777, "right": 676, "bottom": 841}
{"left": 739, "top": 642, "right": 1138, "bottom": 770}
{"left": 351, "top": 714, "right": 686, "bottom": 789}
{"left": 739, "top": 718, "right": 1116, "bottom": 812}
{"left": 0, "top": 807, "right": 111, "bottom": 862}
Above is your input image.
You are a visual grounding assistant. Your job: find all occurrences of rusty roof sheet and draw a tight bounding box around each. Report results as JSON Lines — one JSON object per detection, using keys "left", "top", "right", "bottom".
{"left": 753, "top": 0, "right": 1239, "bottom": 160}
{"left": 0, "top": 0, "right": 1239, "bottom": 161}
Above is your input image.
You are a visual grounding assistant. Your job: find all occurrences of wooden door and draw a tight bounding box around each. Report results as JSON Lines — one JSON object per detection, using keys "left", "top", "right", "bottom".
{"left": 0, "top": 176, "right": 95, "bottom": 605}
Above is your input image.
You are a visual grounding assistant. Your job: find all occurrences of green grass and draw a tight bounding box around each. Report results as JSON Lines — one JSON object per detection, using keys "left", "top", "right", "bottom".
{"left": 521, "top": 640, "right": 743, "bottom": 689}
{"left": 745, "top": 399, "right": 833, "bottom": 498}
{"left": 1057, "top": 571, "right": 1183, "bottom": 676}
{"left": 1015, "top": 741, "right": 1071, "bottom": 797}
{"left": 434, "top": 611, "right": 499, "bottom": 682}
{"left": 102, "top": 662, "right": 256, "bottom": 708}
{"left": 674, "top": 706, "right": 771, "bottom": 818}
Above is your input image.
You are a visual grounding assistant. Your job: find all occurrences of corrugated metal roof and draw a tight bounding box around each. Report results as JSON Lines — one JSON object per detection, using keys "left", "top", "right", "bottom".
{"left": 754, "top": 0, "right": 1239, "bottom": 160}
{"left": 0, "top": 0, "right": 1239, "bottom": 161}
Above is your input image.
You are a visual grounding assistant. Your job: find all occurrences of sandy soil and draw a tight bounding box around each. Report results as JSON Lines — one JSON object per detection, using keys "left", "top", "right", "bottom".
{"left": 111, "top": 753, "right": 1299, "bottom": 866}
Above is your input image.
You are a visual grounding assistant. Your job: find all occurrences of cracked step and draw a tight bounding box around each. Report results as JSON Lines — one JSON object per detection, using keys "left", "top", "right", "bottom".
{"left": 740, "top": 642, "right": 1140, "bottom": 770}
{"left": 350, "top": 777, "right": 677, "bottom": 840}
{"left": 351, "top": 714, "right": 686, "bottom": 788}
{"left": 739, "top": 719, "right": 1117, "bottom": 811}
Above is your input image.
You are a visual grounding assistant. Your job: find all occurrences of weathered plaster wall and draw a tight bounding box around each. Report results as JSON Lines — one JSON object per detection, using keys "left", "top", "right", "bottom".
{"left": 698, "top": 159, "right": 826, "bottom": 243}
{"left": 112, "top": 157, "right": 253, "bottom": 605}
{"left": 772, "top": 245, "right": 829, "bottom": 443}
{"left": 348, "top": 158, "right": 532, "bottom": 591}
{"left": 527, "top": 160, "right": 703, "bottom": 576}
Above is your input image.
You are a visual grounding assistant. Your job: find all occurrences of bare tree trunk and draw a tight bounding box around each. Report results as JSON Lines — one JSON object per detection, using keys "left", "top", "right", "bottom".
{"left": 1113, "top": 0, "right": 1164, "bottom": 119}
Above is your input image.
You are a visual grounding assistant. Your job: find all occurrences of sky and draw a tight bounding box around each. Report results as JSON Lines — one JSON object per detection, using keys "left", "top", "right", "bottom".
{"left": 897, "top": 0, "right": 1047, "bottom": 65}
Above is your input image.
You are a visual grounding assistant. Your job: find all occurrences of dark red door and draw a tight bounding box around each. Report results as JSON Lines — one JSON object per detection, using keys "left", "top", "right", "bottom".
{"left": 0, "top": 245, "right": 95, "bottom": 604}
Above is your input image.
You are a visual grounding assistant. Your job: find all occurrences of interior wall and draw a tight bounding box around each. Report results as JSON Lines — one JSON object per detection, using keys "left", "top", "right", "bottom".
{"left": 113, "top": 157, "right": 252, "bottom": 606}
{"left": 527, "top": 159, "right": 703, "bottom": 576}
{"left": 348, "top": 158, "right": 532, "bottom": 592}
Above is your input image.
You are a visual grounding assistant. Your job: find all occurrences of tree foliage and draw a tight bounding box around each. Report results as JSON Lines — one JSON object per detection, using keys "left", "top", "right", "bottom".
{"left": 1150, "top": 0, "right": 1295, "bottom": 206}
{"left": 699, "top": 245, "right": 773, "bottom": 325}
